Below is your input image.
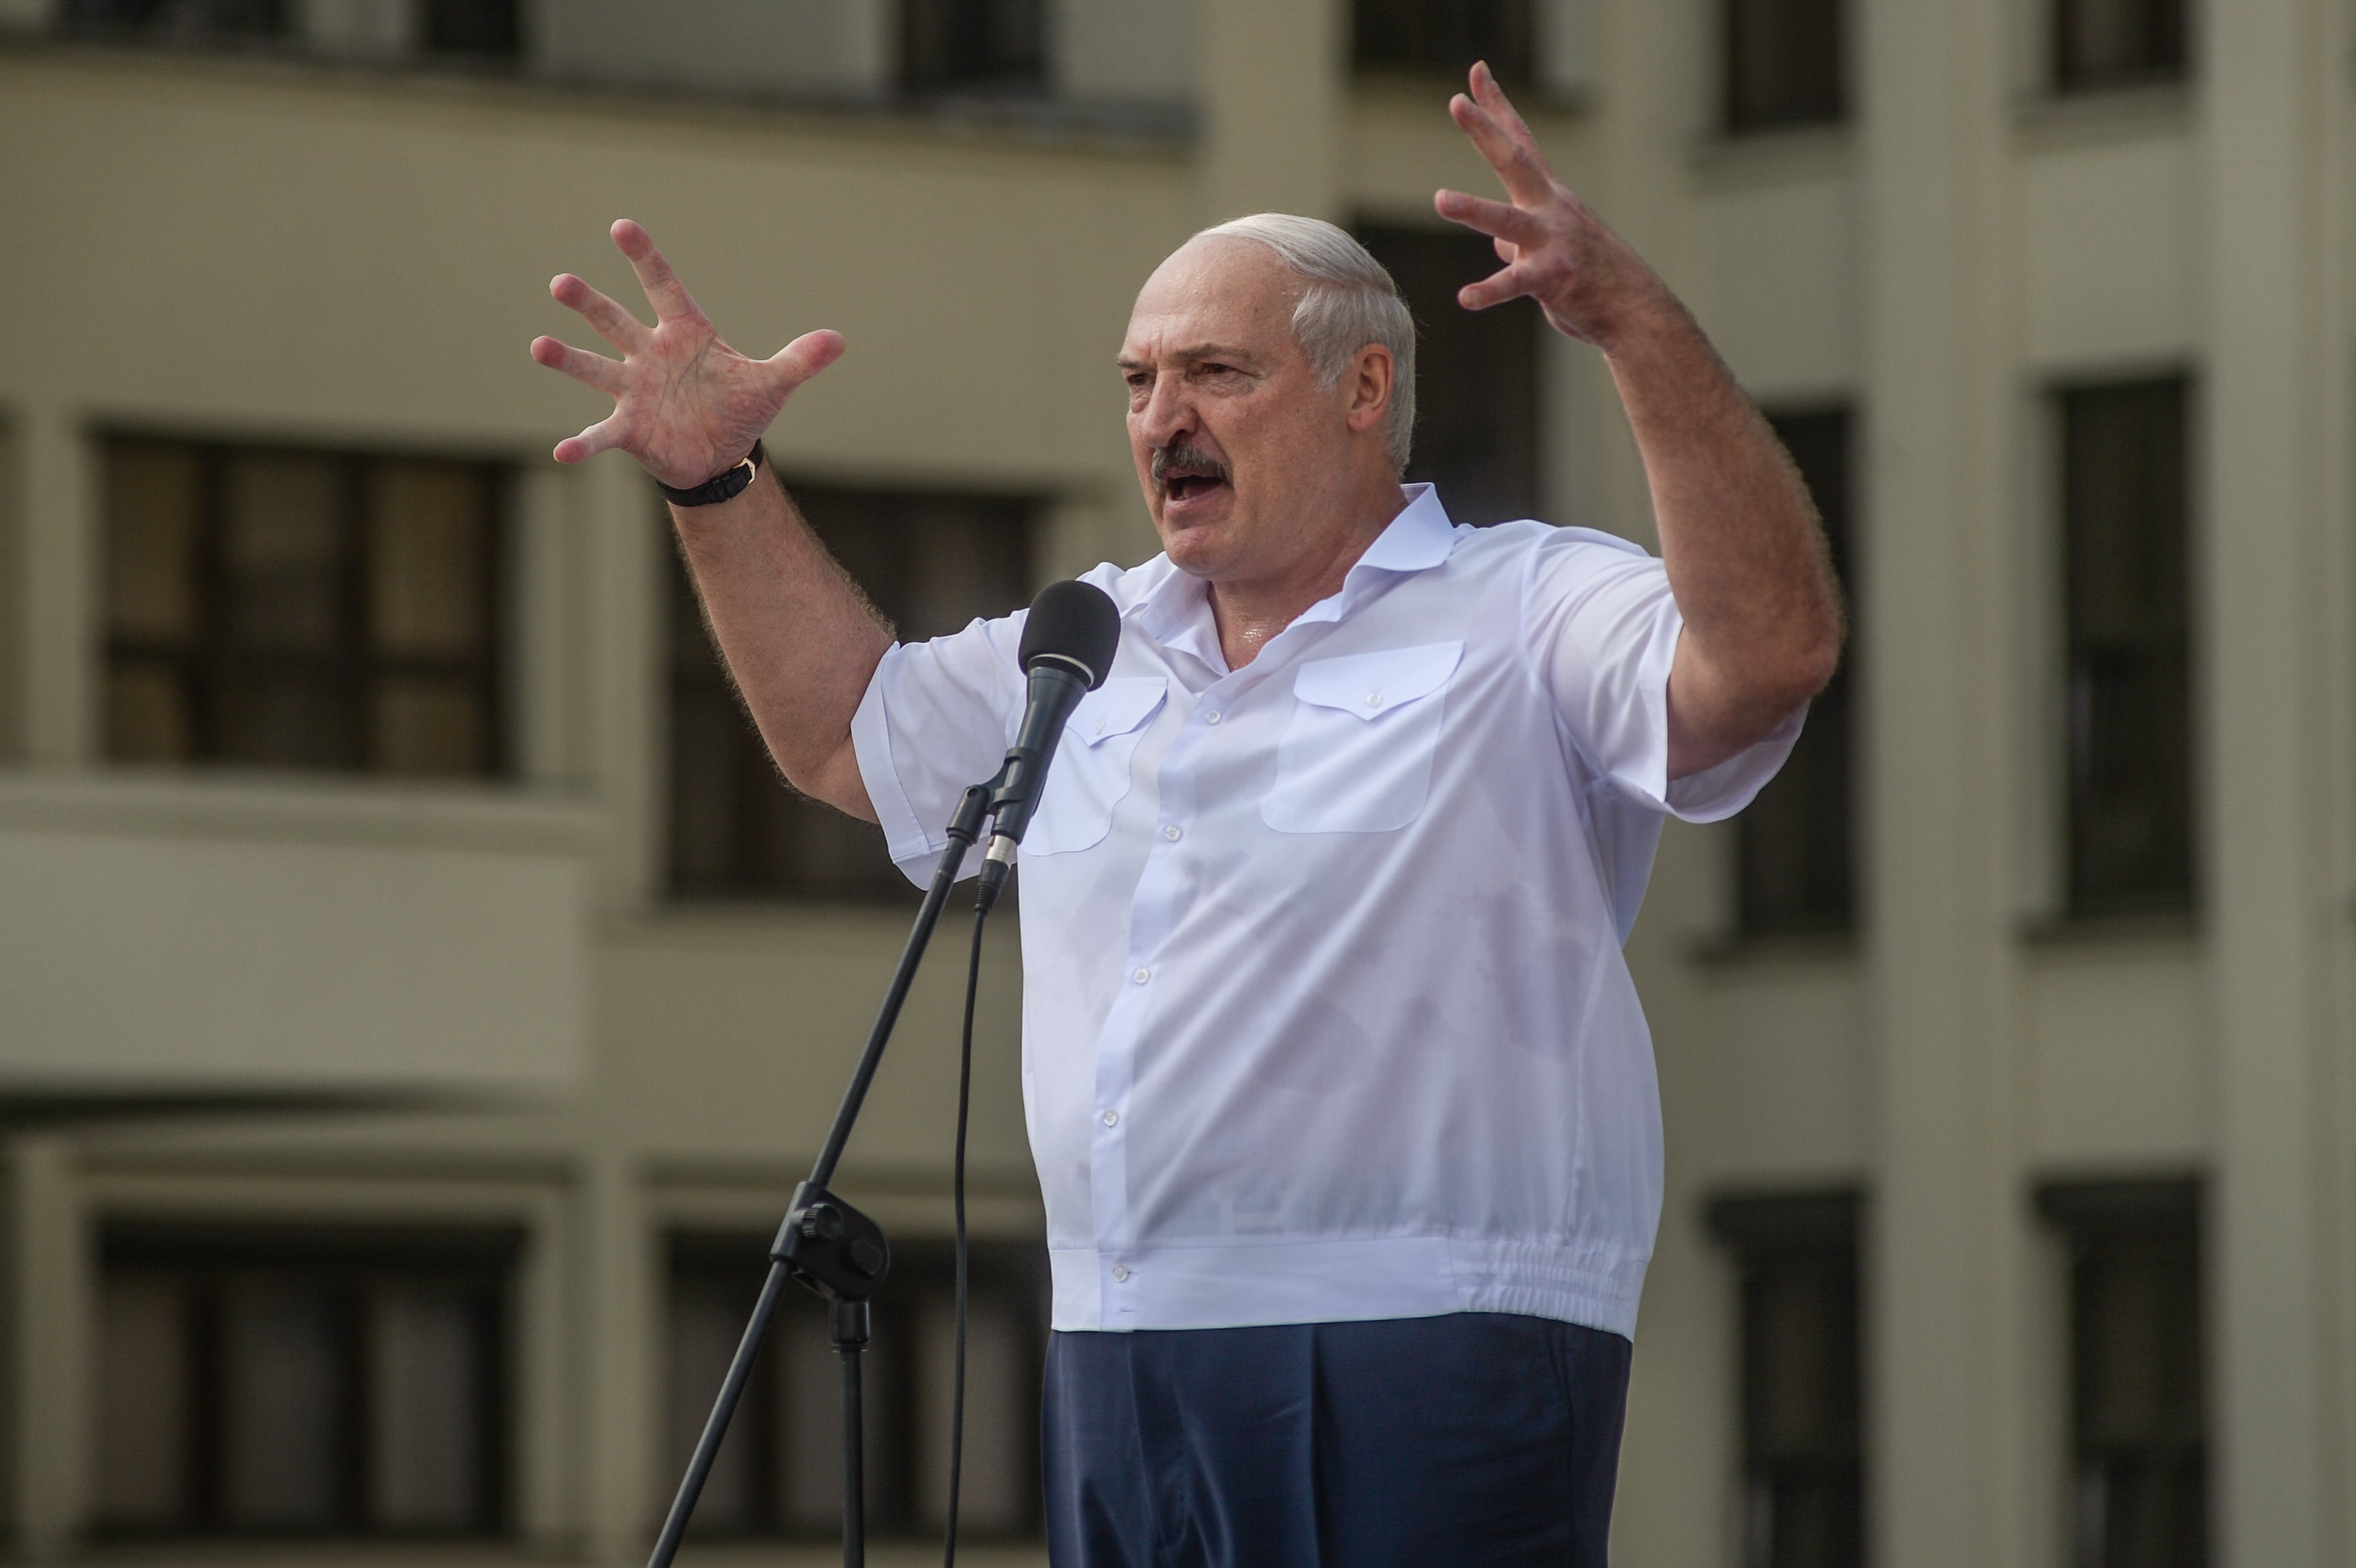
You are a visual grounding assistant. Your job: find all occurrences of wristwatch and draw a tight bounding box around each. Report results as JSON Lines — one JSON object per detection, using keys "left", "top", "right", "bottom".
{"left": 658, "top": 441, "right": 765, "bottom": 507}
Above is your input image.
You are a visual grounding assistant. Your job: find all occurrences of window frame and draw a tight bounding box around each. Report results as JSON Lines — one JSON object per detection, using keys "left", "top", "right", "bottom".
{"left": 662, "top": 1230, "right": 1050, "bottom": 1542}
{"left": 2048, "top": 0, "right": 2191, "bottom": 95}
{"left": 1735, "top": 403, "right": 1858, "bottom": 940}
{"left": 1720, "top": 0, "right": 1849, "bottom": 136}
{"left": 95, "top": 1218, "right": 520, "bottom": 1540}
{"left": 1349, "top": 0, "right": 1537, "bottom": 87}
{"left": 99, "top": 431, "right": 513, "bottom": 781}
{"left": 2034, "top": 1178, "right": 2208, "bottom": 1568}
{"left": 662, "top": 478, "right": 1037, "bottom": 905}
{"left": 2050, "top": 374, "right": 2197, "bottom": 921}
{"left": 1706, "top": 1188, "right": 1867, "bottom": 1568}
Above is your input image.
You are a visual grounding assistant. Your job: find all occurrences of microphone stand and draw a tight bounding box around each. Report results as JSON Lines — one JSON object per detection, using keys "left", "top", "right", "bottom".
{"left": 646, "top": 778, "right": 999, "bottom": 1568}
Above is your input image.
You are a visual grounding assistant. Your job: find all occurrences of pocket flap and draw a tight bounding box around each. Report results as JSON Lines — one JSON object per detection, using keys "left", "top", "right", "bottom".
{"left": 1067, "top": 677, "right": 1168, "bottom": 746}
{"left": 1291, "top": 642, "right": 1464, "bottom": 722}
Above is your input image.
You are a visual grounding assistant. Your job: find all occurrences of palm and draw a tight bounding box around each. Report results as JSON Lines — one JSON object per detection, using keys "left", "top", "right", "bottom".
{"left": 531, "top": 220, "right": 844, "bottom": 491}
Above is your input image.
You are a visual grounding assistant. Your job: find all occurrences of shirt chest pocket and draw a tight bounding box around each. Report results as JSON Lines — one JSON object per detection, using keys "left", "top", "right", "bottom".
{"left": 1022, "top": 677, "right": 1168, "bottom": 858}
{"left": 1260, "top": 642, "right": 1465, "bottom": 834}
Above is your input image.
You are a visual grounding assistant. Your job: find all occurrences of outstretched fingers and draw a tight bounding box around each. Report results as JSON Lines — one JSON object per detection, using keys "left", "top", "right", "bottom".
{"left": 1450, "top": 95, "right": 1553, "bottom": 207}
{"left": 550, "top": 273, "right": 650, "bottom": 353}
{"left": 611, "top": 218, "right": 702, "bottom": 324}
{"left": 1434, "top": 188, "right": 1546, "bottom": 248}
{"left": 1458, "top": 259, "right": 1542, "bottom": 313}
{"left": 765, "top": 328, "right": 847, "bottom": 388}
{"left": 530, "top": 335, "right": 625, "bottom": 393}
{"left": 552, "top": 412, "right": 631, "bottom": 466}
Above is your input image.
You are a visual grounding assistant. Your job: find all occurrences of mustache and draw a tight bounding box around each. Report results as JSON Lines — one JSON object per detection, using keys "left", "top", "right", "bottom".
{"left": 1149, "top": 439, "right": 1231, "bottom": 492}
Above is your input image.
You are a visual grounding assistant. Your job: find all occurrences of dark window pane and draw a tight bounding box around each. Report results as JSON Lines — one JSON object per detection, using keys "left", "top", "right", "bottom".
{"left": 1739, "top": 408, "right": 1856, "bottom": 937}
{"left": 665, "top": 1233, "right": 1045, "bottom": 1540}
{"left": 1725, "top": 0, "right": 1846, "bottom": 132}
{"left": 2059, "top": 378, "right": 2193, "bottom": 916}
{"left": 2037, "top": 1180, "right": 2206, "bottom": 1568}
{"left": 1353, "top": 0, "right": 1534, "bottom": 85}
{"left": 97, "top": 1222, "right": 513, "bottom": 1538}
{"left": 221, "top": 453, "right": 347, "bottom": 655}
{"left": 98, "top": 1274, "right": 193, "bottom": 1528}
{"left": 666, "top": 483, "right": 1033, "bottom": 902}
{"left": 60, "top": 0, "right": 285, "bottom": 45}
{"left": 423, "top": 0, "right": 519, "bottom": 59}
{"left": 902, "top": 0, "right": 1045, "bottom": 93}
{"left": 101, "top": 435, "right": 507, "bottom": 780}
{"left": 2053, "top": 0, "right": 2188, "bottom": 92}
{"left": 218, "top": 1278, "right": 353, "bottom": 1529}
{"left": 1356, "top": 223, "right": 1540, "bottom": 529}
{"left": 1708, "top": 1192, "right": 1865, "bottom": 1568}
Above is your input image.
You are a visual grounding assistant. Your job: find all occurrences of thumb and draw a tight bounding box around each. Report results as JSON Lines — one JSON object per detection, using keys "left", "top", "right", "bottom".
{"left": 767, "top": 329, "right": 846, "bottom": 387}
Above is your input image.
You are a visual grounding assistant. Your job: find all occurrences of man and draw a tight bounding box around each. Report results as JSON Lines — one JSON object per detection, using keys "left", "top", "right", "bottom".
{"left": 534, "top": 64, "right": 1839, "bottom": 1568}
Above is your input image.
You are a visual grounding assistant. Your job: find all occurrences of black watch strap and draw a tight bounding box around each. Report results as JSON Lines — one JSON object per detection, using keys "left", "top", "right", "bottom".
{"left": 658, "top": 441, "right": 765, "bottom": 507}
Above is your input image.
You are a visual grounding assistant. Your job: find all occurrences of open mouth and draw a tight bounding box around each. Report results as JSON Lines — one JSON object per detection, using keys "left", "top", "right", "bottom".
{"left": 1152, "top": 441, "right": 1231, "bottom": 507}
{"left": 1162, "top": 472, "right": 1228, "bottom": 503}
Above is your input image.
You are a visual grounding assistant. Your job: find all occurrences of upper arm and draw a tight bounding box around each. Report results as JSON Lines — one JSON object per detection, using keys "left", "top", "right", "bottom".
{"left": 1526, "top": 529, "right": 1804, "bottom": 820}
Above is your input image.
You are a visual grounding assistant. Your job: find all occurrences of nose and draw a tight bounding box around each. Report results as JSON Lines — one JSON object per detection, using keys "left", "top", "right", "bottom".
{"left": 1133, "top": 369, "right": 1195, "bottom": 451}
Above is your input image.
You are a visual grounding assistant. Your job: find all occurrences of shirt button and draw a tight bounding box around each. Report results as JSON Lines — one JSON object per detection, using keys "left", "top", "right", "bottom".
{"left": 1112, "top": 1265, "right": 1131, "bottom": 1282}
{"left": 1133, "top": 967, "right": 1150, "bottom": 984}
{"left": 1100, "top": 1108, "right": 1119, "bottom": 1127}
{"left": 1204, "top": 710, "right": 1221, "bottom": 724}
{"left": 1366, "top": 692, "right": 1382, "bottom": 707}
{"left": 1162, "top": 824, "right": 1182, "bottom": 842}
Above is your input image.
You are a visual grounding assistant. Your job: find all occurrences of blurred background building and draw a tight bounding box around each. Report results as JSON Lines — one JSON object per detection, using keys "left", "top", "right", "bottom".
{"left": 0, "top": 0, "right": 2347, "bottom": 1563}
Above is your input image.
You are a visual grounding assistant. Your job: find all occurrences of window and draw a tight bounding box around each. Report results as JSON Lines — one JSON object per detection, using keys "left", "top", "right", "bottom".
{"left": 2036, "top": 1180, "right": 2206, "bottom": 1568}
{"left": 1352, "top": 0, "right": 1534, "bottom": 85}
{"left": 902, "top": 0, "right": 1045, "bottom": 94}
{"left": 667, "top": 482, "right": 1033, "bottom": 902}
{"left": 1707, "top": 1190, "right": 1865, "bottom": 1568}
{"left": 1724, "top": 0, "right": 1846, "bottom": 132}
{"left": 95, "top": 1221, "right": 515, "bottom": 1537}
{"left": 59, "top": 0, "right": 285, "bottom": 47}
{"left": 1356, "top": 223, "right": 1540, "bottom": 529}
{"left": 422, "top": 0, "right": 519, "bottom": 62}
{"left": 2058, "top": 377, "right": 2193, "bottom": 917}
{"left": 1738, "top": 407, "right": 1856, "bottom": 937}
{"left": 664, "top": 1233, "right": 1047, "bottom": 1540}
{"left": 101, "top": 435, "right": 508, "bottom": 778}
{"left": 2052, "top": 0, "right": 2188, "bottom": 93}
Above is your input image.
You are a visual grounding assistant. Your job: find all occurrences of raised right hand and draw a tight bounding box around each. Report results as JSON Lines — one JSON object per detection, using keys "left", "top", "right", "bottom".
{"left": 530, "top": 219, "right": 844, "bottom": 491}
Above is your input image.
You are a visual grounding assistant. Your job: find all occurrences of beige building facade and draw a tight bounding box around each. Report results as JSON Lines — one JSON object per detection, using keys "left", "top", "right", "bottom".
{"left": 0, "top": 0, "right": 2351, "bottom": 1563}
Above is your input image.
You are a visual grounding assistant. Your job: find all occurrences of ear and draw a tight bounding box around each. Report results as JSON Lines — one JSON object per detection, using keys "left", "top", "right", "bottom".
{"left": 1341, "top": 343, "right": 1396, "bottom": 438}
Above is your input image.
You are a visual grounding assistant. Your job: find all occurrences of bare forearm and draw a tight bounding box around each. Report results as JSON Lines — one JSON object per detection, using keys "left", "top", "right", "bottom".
{"left": 1600, "top": 300, "right": 1844, "bottom": 770}
{"left": 671, "top": 468, "right": 892, "bottom": 820}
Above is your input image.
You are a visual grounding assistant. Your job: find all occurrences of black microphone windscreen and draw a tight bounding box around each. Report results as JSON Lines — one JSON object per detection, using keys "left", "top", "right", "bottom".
{"left": 1018, "top": 580, "right": 1121, "bottom": 691}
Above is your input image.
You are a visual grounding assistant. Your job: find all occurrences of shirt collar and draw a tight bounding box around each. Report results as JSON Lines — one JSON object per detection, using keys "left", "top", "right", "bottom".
{"left": 1121, "top": 484, "right": 1462, "bottom": 660}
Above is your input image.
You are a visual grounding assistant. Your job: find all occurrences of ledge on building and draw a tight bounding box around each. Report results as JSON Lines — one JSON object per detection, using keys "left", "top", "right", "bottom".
{"left": 0, "top": 27, "right": 1198, "bottom": 157}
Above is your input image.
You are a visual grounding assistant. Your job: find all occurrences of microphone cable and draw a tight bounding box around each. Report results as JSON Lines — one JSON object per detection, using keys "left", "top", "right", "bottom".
{"left": 942, "top": 896, "right": 988, "bottom": 1568}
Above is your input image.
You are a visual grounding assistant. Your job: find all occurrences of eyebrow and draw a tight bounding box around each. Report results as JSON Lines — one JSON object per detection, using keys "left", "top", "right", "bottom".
{"left": 1116, "top": 343, "right": 1260, "bottom": 373}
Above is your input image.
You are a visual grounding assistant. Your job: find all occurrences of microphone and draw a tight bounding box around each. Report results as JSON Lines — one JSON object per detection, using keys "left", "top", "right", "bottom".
{"left": 975, "top": 580, "right": 1121, "bottom": 912}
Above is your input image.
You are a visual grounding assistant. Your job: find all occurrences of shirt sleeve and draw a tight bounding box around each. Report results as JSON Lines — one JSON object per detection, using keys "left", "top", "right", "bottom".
{"left": 1523, "top": 526, "right": 1805, "bottom": 825}
{"left": 850, "top": 611, "right": 1029, "bottom": 884}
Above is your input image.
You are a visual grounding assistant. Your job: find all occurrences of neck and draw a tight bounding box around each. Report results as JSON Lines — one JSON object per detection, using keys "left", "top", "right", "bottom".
{"left": 1207, "top": 476, "right": 1407, "bottom": 669}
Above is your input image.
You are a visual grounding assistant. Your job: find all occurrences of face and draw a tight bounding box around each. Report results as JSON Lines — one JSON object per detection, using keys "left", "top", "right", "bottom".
{"left": 1120, "top": 237, "right": 1390, "bottom": 586}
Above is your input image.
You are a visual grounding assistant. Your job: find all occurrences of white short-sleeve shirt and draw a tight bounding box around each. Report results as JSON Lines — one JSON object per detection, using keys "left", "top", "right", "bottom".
{"left": 851, "top": 485, "right": 1800, "bottom": 1338}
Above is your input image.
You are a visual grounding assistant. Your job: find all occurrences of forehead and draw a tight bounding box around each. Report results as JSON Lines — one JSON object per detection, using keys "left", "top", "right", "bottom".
{"left": 1121, "top": 236, "right": 1303, "bottom": 361}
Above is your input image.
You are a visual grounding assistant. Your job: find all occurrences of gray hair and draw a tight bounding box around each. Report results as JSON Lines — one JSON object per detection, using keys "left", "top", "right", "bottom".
{"left": 1198, "top": 214, "right": 1417, "bottom": 471}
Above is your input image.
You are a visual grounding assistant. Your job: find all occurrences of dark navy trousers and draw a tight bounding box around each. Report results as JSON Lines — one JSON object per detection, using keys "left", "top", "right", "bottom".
{"left": 1041, "top": 1312, "right": 1632, "bottom": 1568}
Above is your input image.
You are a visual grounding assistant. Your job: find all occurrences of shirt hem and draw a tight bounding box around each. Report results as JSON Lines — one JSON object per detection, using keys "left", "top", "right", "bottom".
{"left": 1049, "top": 1235, "right": 1647, "bottom": 1340}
